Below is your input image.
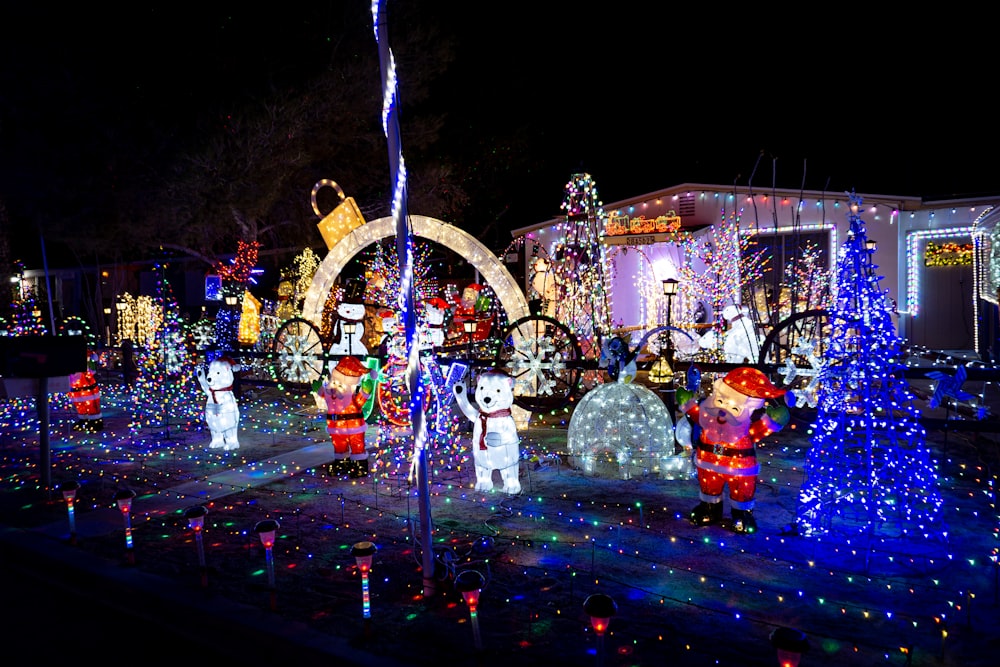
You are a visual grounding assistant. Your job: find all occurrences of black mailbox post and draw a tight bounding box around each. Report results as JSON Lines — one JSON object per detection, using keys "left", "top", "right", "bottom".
{"left": 0, "top": 335, "right": 87, "bottom": 494}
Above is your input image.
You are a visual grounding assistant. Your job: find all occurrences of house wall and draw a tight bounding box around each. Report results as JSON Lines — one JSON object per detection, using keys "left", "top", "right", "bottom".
{"left": 512, "top": 183, "right": 1000, "bottom": 353}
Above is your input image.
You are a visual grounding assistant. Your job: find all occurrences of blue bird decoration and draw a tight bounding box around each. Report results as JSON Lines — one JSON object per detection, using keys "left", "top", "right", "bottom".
{"left": 926, "top": 364, "right": 974, "bottom": 409}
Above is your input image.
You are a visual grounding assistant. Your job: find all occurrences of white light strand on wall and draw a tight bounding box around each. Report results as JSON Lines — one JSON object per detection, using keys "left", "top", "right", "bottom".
{"left": 904, "top": 227, "right": 973, "bottom": 317}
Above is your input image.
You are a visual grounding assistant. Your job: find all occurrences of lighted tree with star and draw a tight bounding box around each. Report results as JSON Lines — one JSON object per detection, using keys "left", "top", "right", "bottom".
{"left": 549, "top": 173, "right": 614, "bottom": 356}
{"left": 796, "top": 193, "right": 945, "bottom": 544}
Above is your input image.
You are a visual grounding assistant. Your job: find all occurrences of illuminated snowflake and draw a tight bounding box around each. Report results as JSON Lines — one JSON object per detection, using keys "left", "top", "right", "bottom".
{"left": 163, "top": 331, "right": 188, "bottom": 375}
{"left": 189, "top": 319, "right": 215, "bottom": 350}
{"left": 779, "top": 338, "right": 823, "bottom": 408}
{"left": 276, "top": 332, "right": 322, "bottom": 383}
{"left": 509, "top": 334, "right": 566, "bottom": 396}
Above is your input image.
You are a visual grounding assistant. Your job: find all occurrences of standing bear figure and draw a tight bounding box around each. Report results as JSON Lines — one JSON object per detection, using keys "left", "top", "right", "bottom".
{"left": 197, "top": 356, "right": 241, "bottom": 450}
{"left": 676, "top": 366, "right": 788, "bottom": 534}
{"left": 453, "top": 371, "right": 522, "bottom": 495}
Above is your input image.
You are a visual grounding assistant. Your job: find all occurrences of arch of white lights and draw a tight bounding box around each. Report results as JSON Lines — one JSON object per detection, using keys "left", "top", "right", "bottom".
{"left": 301, "top": 214, "right": 530, "bottom": 327}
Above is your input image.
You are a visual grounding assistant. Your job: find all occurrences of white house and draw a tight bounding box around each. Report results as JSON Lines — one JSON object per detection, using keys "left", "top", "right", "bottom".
{"left": 510, "top": 181, "right": 1000, "bottom": 358}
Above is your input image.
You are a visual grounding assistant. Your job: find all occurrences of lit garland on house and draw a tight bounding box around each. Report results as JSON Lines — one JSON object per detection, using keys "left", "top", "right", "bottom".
{"left": 923, "top": 241, "right": 973, "bottom": 267}
{"left": 904, "top": 227, "right": 973, "bottom": 317}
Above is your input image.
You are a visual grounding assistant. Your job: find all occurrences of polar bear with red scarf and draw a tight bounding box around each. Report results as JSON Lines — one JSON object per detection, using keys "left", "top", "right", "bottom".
{"left": 677, "top": 366, "right": 789, "bottom": 533}
{"left": 197, "top": 356, "right": 241, "bottom": 450}
{"left": 453, "top": 371, "right": 521, "bottom": 494}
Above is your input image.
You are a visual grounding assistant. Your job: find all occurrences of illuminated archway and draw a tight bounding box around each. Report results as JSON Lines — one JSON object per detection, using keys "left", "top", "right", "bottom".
{"left": 301, "top": 215, "right": 530, "bottom": 326}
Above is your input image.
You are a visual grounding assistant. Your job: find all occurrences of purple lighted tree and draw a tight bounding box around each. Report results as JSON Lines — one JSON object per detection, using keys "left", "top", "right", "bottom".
{"left": 796, "top": 193, "right": 946, "bottom": 544}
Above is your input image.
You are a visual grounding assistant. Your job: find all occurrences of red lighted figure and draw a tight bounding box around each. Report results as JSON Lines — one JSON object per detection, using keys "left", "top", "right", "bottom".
{"left": 67, "top": 352, "right": 103, "bottom": 432}
{"left": 676, "top": 366, "right": 789, "bottom": 533}
{"left": 317, "top": 356, "right": 378, "bottom": 478}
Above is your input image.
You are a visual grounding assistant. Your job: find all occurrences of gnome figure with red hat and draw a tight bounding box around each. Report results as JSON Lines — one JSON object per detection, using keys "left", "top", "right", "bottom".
{"left": 318, "top": 355, "right": 378, "bottom": 478}
{"left": 676, "top": 366, "right": 789, "bottom": 533}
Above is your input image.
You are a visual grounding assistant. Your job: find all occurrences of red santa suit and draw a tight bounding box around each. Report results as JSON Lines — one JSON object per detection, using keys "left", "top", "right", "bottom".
{"left": 67, "top": 356, "right": 102, "bottom": 432}
{"left": 319, "top": 356, "right": 376, "bottom": 478}
{"left": 683, "top": 367, "right": 788, "bottom": 533}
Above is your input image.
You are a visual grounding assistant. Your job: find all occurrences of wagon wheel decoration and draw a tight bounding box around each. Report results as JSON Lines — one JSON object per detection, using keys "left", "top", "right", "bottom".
{"left": 271, "top": 317, "right": 327, "bottom": 388}
{"left": 493, "top": 314, "right": 583, "bottom": 412}
{"left": 757, "top": 308, "right": 831, "bottom": 407}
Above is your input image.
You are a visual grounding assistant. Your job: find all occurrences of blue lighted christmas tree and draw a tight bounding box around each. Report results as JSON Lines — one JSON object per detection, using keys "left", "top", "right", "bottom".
{"left": 796, "top": 193, "right": 946, "bottom": 541}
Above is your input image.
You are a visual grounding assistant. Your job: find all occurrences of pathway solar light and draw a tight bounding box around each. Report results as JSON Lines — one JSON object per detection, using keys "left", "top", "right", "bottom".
{"left": 455, "top": 569, "right": 486, "bottom": 650}
{"left": 114, "top": 488, "right": 136, "bottom": 564}
{"left": 185, "top": 505, "right": 208, "bottom": 587}
{"left": 770, "top": 626, "right": 809, "bottom": 667}
{"left": 59, "top": 480, "right": 80, "bottom": 544}
{"left": 351, "top": 541, "right": 377, "bottom": 621}
{"left": 583, "top": 593, "right": 617, "bottom": 667}
{"left": 254, "top": 519, "right": 280, "bottom": 610}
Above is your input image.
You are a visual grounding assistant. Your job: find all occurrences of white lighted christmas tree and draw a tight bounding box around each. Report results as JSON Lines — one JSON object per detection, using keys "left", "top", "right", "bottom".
{"left": 796, "top": 193, "right": 945, "bottom": 541}
{"left": 550, "top": 173, "right": 614, "bottom": 351}
{"left": 129, "top": 266, "right": 202, "bottom": 434}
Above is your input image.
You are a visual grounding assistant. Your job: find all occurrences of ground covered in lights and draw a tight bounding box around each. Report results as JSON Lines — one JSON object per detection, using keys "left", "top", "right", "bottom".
{"left": 2, "top": 377, "right": 999, "bottom": 667}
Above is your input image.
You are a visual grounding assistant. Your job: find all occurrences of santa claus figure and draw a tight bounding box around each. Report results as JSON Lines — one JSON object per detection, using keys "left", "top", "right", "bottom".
{"left": 677, "top": 366, "right": 789, "bottom": 533}
{"left": 67, "top": 352, "right": 102, "bottom": 432}
{"left": 318, "top": 356, "right": 378, "bottom": 478}
{"left": 455, "top": 283, "right": 483, "bottom": 318}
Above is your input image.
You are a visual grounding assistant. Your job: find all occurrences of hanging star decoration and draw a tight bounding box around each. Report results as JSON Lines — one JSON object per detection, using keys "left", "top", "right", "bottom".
{"left": 926, "top": 364, "right": 974, "bottom": 409}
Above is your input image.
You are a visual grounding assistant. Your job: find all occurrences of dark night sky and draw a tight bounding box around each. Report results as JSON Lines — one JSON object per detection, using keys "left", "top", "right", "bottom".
{"left": 2, "top": 3, "right": 997, "bottom": 266}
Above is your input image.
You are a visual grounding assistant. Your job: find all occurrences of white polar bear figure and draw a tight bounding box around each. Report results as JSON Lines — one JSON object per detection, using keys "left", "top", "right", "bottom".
{"left": 696, "top": 304, "right": 762, "bottom": 364}
{"left": 453, "top": 371, "right": 521, "bottom": 494}
{"left": 328, "top": 301, "right": 368, "bottom": 357}
{"left": 721, "top": 304, "right": 762, "bottom": 364}
{"left": 197, "top": 357, "right": 240, "bottom": 450}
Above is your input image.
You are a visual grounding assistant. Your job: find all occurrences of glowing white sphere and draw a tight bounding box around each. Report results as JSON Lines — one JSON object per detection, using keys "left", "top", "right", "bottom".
{"left": 568, "top": 382, "right": 689, "bottom": 480}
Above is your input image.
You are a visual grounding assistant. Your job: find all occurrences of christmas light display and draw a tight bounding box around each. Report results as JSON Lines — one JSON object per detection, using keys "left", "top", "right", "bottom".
{"left": 115, "top": 293, "right": 160, "bottom": 346}
{"left": 196, "top": 356, "right": 241, "bottom": 450}
{"left": 549, "top": 173, "right": 614, "bottom": 355}
{"left": 6, "top": 264, "right": 47, "bottom": 336}
{"left": 677, "top": 206, "right": 771, "bottom": 363}
{"left": 66, "top": 352, "right": 103, "bottom": 432}
{"left": 567, "top": 370, "right": 687, "bottom": 481}
{"left": 905, "top": 227, "right": 973, "bottom": 318}
{"left": 678, "top": 366, "right": 789, "bottom": 533}
{"left": 317, "top": 355, "right": 377, "bottom": 478}
{"left": 1, "top": 372, "right": 993, "bottom": 665}
{"left": 300, "top": 214, "right": 529, "bottom": 334}
{"left": 452, "top": 371, "right": 522, "bottom": 495}
{"left": 796, "top": 193, "right": 946, "bottom": 542}
{"left": 126, "top": 269, "right": 202, "bottom": 434}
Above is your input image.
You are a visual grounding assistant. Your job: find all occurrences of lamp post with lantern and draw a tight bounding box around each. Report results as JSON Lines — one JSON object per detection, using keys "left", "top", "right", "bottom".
{"left": 661, "top": 278, "right": 679, "bottom": 416}
{"left": 463, "top": 319, "right": 478, "bottom": 359}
